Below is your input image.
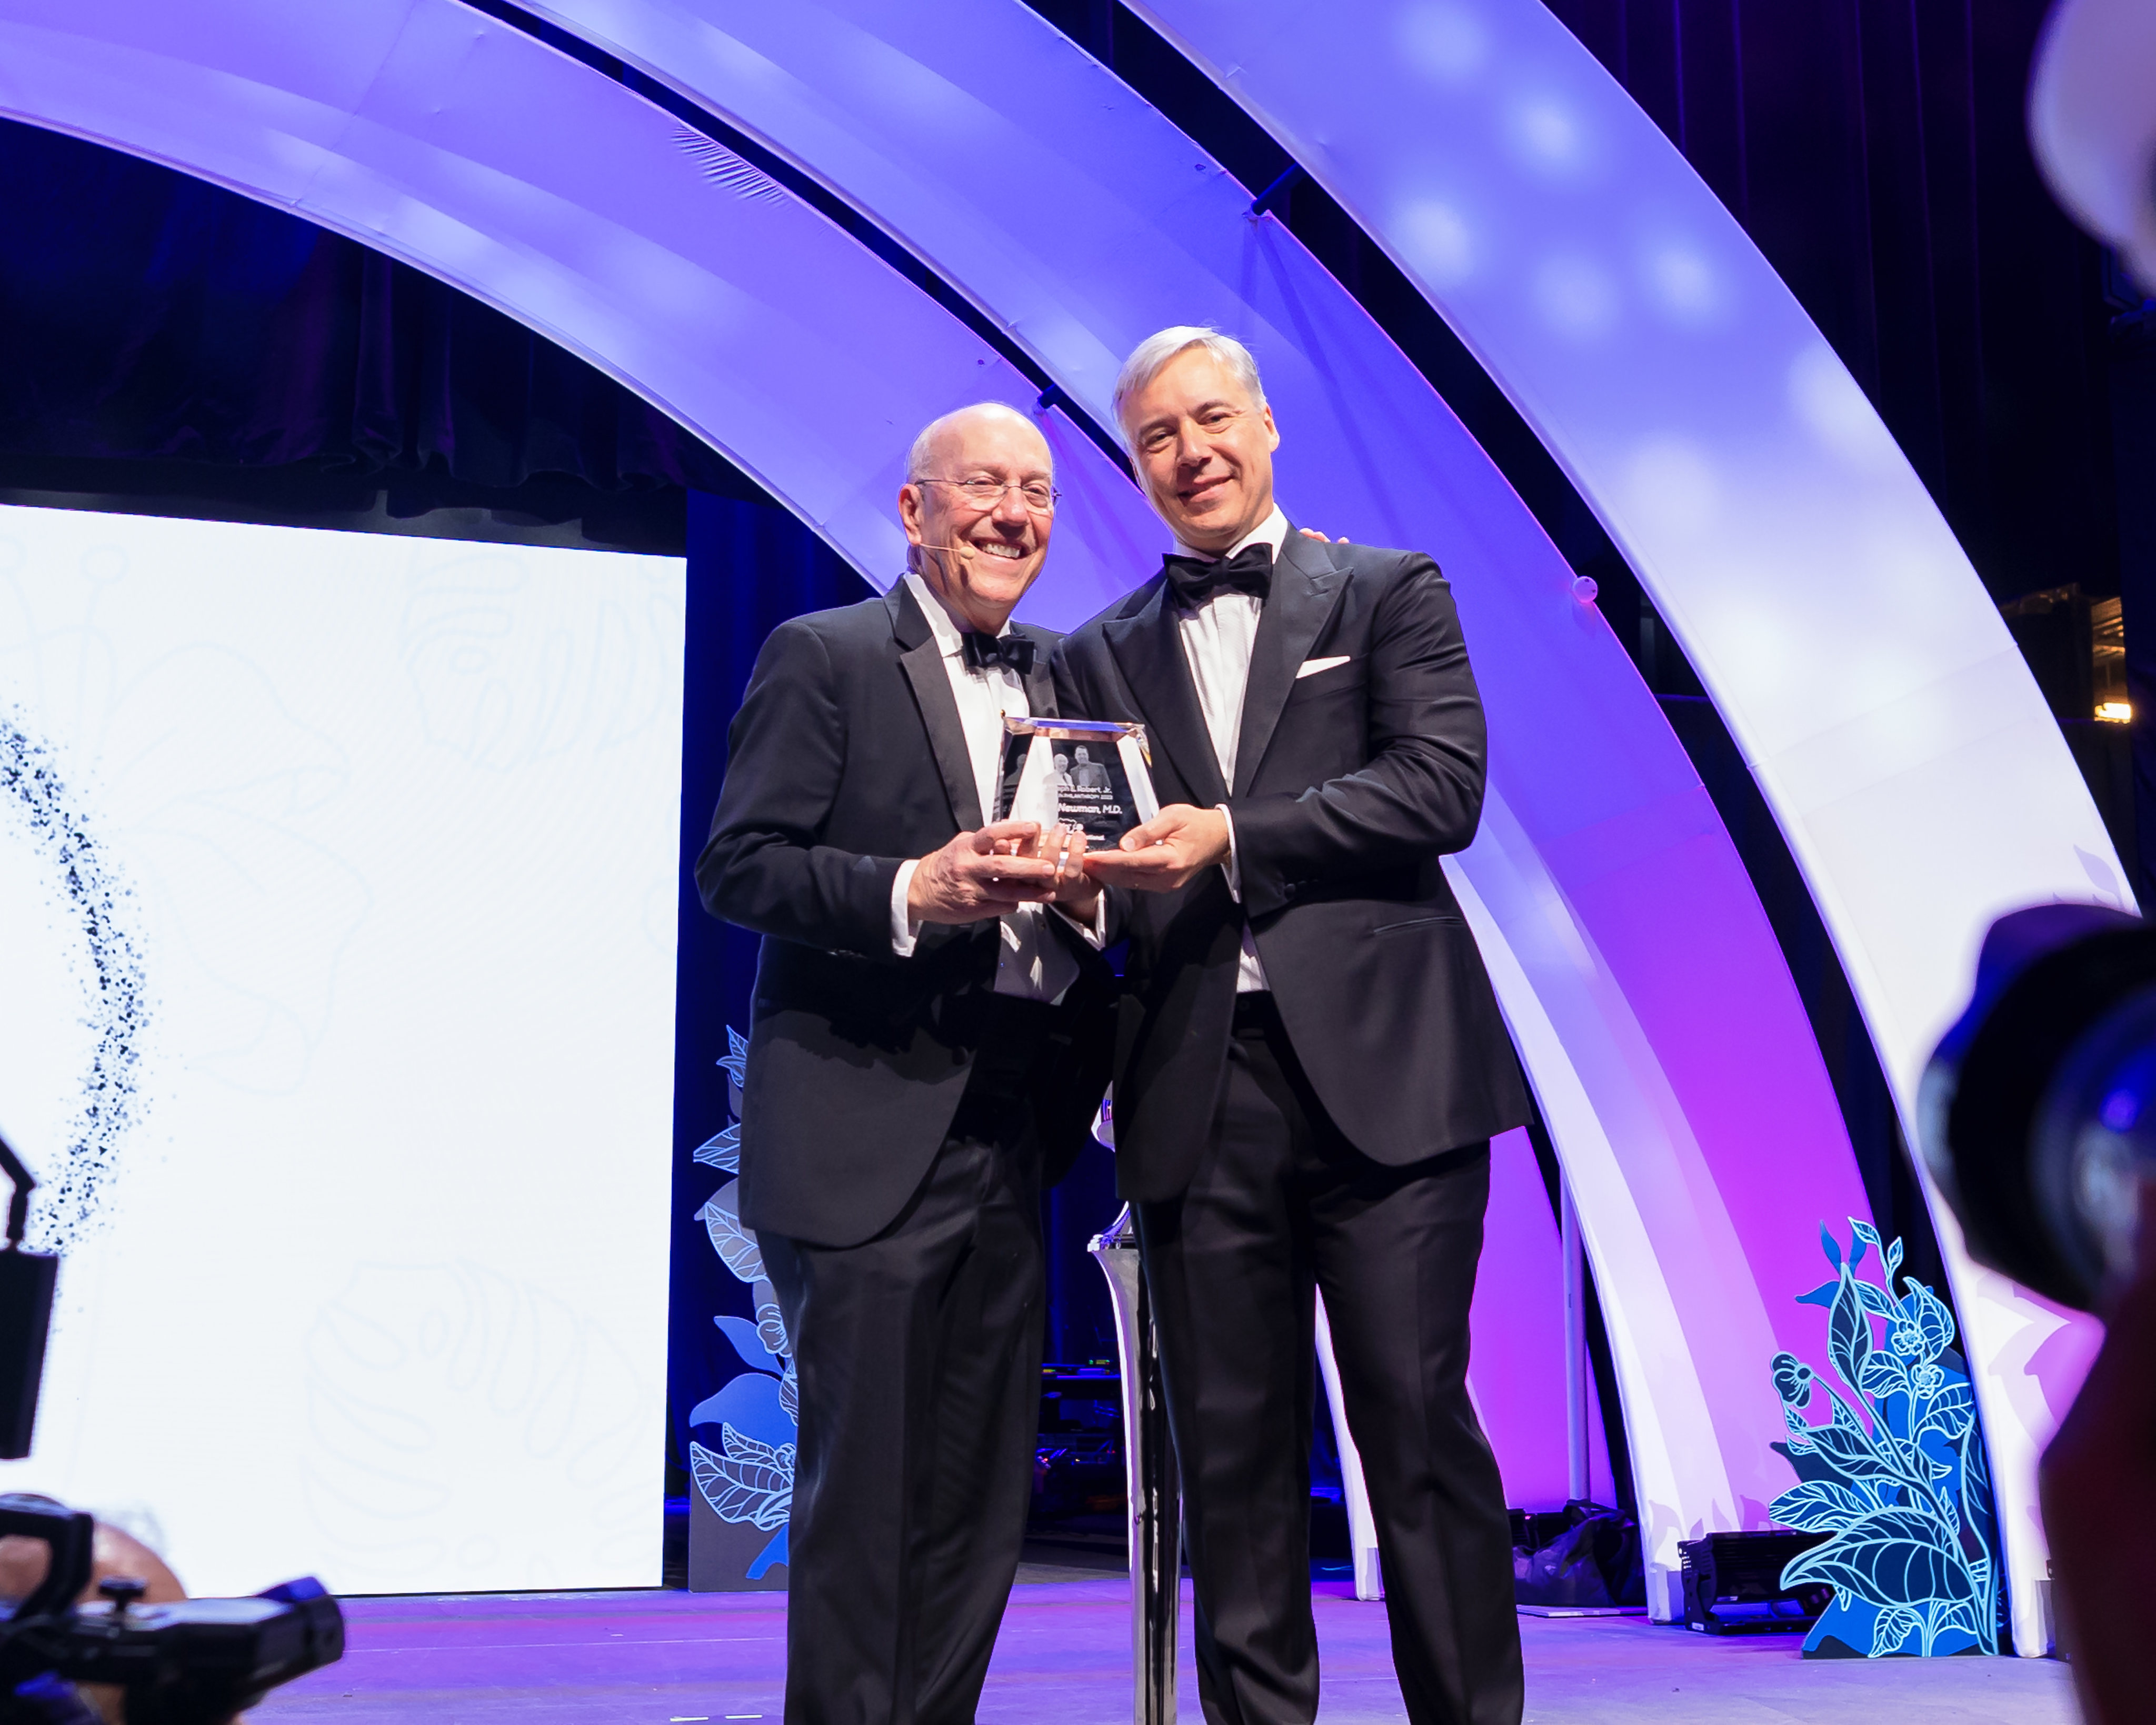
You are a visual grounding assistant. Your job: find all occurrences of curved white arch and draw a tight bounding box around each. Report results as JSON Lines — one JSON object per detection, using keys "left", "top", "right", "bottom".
{"left": 1130, "top": 0, "right": 2113, "bottom": 1647}
{"left": 512, "top": 0, "right": 1874, "bottom": 1602}
{"left": 0, "top": 0, "right": 1166, "bottom": 610}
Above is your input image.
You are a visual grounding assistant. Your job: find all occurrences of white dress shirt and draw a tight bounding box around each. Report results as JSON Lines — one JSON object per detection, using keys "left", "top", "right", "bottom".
{"left": 1171, "top": 505, "right": 1291, "bottom": 993}
{"left": 889, "top": 571, "right": 1081, "bottom": 1004}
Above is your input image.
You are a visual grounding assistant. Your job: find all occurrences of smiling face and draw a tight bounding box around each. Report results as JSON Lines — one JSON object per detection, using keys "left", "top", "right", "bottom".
{"left": 1121, "top": 346, "right": 1280, "bottom": 554}
{"left": 898, "top": 405, "right": 1055, "bottom": 634}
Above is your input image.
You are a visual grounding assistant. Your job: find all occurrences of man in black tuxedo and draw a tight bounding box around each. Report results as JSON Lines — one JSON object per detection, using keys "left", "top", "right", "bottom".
{"left": 1056, "top": 331, "right": 1531, "bottom": 1725}
{"left": 698, "top": 402, "right": 1112, "bottom": 1724}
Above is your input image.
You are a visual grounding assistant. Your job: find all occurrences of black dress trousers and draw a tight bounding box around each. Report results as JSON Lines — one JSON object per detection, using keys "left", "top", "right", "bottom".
{"left": 1137, "top": 996, "right": 1523, "bottom": 1725}
{"left": 760, "top": 1006, "right": 1053, "bottom": 1725}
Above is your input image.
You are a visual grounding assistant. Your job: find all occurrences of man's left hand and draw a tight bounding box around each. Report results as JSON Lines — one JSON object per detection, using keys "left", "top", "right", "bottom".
{"left": 1083, "top": 804, "right": 1230, "bottom": 893}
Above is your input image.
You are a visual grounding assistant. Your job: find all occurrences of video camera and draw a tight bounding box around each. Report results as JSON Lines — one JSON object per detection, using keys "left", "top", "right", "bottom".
{"left": 0, "top": 1136, "right": 346, "bottom": 1723}
{"left": 1, "top": 1136, "right": 55, "bottom": 1465}
{"left": 0, "top": 1497, "right": 344, "bottom": 1725}
{"left": 1921, "top": 903, "right": 2156, "bottom": 1313}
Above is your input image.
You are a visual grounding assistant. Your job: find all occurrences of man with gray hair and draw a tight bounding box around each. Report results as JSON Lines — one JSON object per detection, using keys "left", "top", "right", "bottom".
{"left": 700, "top": 401, "right": 1114, "bottom": 1723}
{"left": 1059, "top": 331, "right": 1530, "bottom": 1724}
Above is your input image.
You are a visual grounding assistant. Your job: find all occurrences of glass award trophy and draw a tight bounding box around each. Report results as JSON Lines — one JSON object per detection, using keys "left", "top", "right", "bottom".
{"left": 993, "top": 717, "right": 1159, "bottom": 844}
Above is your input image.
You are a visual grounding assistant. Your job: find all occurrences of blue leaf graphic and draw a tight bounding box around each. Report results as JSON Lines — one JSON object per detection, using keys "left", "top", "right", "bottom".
{"left": 1805, "top": 1397, "right": 1897, "bottom": 1481}
{"left": 689, "top": 1427, "right": 794, "bottom": 1531}
{"left": 715, "top": 1314, "right": 782, "bottom": 1374}
{"left": 1917, "top": 1383, "right": 1974, "bottom": 1444}
{"left": 1904, "top": 1282, "right": 1955, "bottom": 1362}
{"left": 1783, "top": 1507, "right": 1974, "bottom": 1610}
{"left": 1829, "top": 1269, "right": 1873, "bottom": 1391}
{"left": 1853, "top": 1279, "right": 1899, "bottom": 1320}
{"left": 1779, "top": 1254, "right": 1995, "bottom": 1658}
{"left": 1858, "top": 1353, "right": 1908, "bottom": 1401}
{"left": 1821, "top": 1224, "right": 1842, "bottom": 1270}
{"left": 693, "top": 1124, "right": 742, "bottom": 1171}
{"left": 753, "top": 1277, "right": 788, "bottom": 1359}
{"left": 717, "top": 1026, "right": 750, "bottom": 1085}
{"left": 1870, "top": 1604, "right": 1920, "bottom": 1657}
{"left": 1852, "top": 1219, "right": 1882, "bottom": 1251}
{"left": 696, "top": 1180, "right": 766, "bottom": 1283}
{"left": 687, "top": 1371, "right": 794, "bottom": 1449}
{"left": 1770, "top": 1479, "right": 1867, "bottom": 1533}
{"left": 747, "top": 1524, "right": 788, "bottom": 1580}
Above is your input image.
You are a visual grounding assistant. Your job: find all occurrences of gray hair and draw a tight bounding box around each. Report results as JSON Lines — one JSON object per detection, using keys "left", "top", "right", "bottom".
{"left": 1111, "top": 327, "right": 1267, "bottom": 440}
{"left": 904, "top": 401, "right": 1047, "bottom": 482}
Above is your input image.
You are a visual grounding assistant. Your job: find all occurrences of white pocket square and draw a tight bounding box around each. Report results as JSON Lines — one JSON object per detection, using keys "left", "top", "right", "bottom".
{"left": 1295, "top": 655, "right": 1352, "bottom": 680}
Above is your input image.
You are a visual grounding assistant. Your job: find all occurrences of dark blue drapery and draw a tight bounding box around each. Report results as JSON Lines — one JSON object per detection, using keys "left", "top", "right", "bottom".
{"left": 0, "top": 115, "right": 744, "bottom": 530}
{"left": 667, "top": 496, "right": 866, "bottom": 1479}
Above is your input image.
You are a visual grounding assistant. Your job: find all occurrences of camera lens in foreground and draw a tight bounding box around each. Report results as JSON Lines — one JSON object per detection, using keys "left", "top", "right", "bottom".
{"left": 1922, "top": 904, "right": 2156, "bottom": 1313}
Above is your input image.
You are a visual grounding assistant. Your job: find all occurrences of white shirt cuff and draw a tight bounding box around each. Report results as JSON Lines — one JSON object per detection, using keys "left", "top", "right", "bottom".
{"left": 1216, "top": 803, "right": 1241, "bottom": 902}
{"left": 1051, "top": 886, "right": 1110, "bottom": 950}
{"left": 892, "top": 858, "right": 923, "bottom": 956}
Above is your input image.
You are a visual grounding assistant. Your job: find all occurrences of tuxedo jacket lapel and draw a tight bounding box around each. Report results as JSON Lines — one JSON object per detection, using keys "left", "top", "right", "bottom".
{"left": 891, "top": 584, "right": 984, "bottom": 831}
{"left": 1104, "top": 579, "right": 1227, "bottom": 807}
{"left": 1232, "top": 531, "right": 1345, "bottom": 798}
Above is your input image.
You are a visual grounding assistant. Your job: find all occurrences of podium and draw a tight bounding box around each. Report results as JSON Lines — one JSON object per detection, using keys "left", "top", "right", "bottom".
{"left": 1088, "top": 1206, "right": 1179, "bottom": 1725}
{"left": 1087, "top": 1211, "right": 1391, "bottom": 1723}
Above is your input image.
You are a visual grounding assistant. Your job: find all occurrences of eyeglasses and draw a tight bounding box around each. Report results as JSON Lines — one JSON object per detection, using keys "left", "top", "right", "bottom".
{"left": 918, "top": 477, "right": 1060, "bottom": 513}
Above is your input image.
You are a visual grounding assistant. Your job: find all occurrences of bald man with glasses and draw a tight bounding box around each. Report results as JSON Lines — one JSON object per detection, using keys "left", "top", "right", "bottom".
{"left": 700, "top": 402, "right": 1115, "bottom": 1724}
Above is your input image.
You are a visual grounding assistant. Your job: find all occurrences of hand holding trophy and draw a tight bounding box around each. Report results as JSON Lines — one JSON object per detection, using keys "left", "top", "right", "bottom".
{"left": 991, "top": 716, "right": 1157, "bottom": 919}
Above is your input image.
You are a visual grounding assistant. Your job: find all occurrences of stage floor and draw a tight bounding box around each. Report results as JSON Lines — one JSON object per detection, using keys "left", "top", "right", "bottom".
{"left": 258, "top": 1579, "right": 2077, "bottom": 1723}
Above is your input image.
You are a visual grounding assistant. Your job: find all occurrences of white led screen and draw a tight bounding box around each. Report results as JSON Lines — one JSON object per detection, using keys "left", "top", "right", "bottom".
{"left": 0, "top": 504, "right": 683, "bottom": 1597}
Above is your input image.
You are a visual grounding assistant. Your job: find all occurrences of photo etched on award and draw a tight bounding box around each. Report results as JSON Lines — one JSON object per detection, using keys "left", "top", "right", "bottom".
{"left": 992, "top": 717, "right": 1159, "bottom": 845}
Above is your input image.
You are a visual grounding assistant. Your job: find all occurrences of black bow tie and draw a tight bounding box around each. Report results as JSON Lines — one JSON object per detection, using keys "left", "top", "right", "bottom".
{"left": 1164, "top": 542, "right": 1273, "bottom": 607}
{"left": 961, "top": 630, "right": 1036, "bottom": 676}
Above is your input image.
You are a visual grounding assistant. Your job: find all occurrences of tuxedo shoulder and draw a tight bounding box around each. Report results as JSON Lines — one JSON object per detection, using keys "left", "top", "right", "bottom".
{"left": 1327, "top": 542, "right": 1443, "bottom": 582}
{"left": 777, "top": 593, "right": 894, "bottom": 644}
{"left": 758, "top": 594, "right": 897, "bottom": 671}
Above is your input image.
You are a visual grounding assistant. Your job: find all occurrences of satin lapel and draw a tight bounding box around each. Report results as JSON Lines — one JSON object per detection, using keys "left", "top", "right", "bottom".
{"left": 1232, "top": 531, "right": 1346, "bottom": 797}
{"left": 892, "top": 584, "right": 984, "bottom": 830}
{"left": 1103, "top": 579, "right": 1227, "bottom": 807}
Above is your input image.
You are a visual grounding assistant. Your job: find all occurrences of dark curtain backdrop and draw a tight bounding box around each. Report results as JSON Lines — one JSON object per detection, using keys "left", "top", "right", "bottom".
{"left": 1543, "top": 0, "right": 2119, "bottom": 607}
{"left": 0, "top": 116, "right": 746, "bottom": 534}
{"left": 668, "top": 496, "right": 869, "bottom": 1488}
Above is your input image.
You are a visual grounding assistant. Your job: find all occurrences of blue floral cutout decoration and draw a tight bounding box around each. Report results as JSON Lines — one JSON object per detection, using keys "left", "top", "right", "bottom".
{"left": 1769, "top": 1220, "right": 2000, "bottom": 1658}
{"left": 688, "top": 1026, "right": 796, "bottom": 1580}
